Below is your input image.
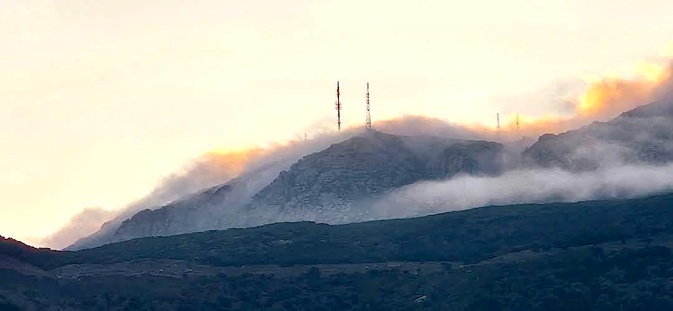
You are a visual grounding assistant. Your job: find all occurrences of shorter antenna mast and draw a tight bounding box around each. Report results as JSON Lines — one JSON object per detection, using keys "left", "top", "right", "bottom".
{"left": 516, "top": 114, "right": 520, "bottom": 135}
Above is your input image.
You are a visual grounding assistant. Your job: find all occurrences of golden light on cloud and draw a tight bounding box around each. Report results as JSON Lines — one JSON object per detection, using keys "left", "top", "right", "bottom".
{"left": 486, "top": 59, "right": 672, "bottom": 140}
{"left": 576, "top": 60, "right": 667, "bottom": 118}
{"left": 204, "top": 137, "right": 312, "bottom": 176}
{"left": 633, "top": 60, "right": 667, "bottom": 82}
{"left": 205, "top": 148, "right": 268, "bottom": 176}
{"left": 371, "top": 57, "right": 672, "bottom": 141}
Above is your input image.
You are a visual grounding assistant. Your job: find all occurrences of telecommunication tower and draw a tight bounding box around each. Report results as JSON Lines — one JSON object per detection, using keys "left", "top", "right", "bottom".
{"left": 365, "top": 83, "right": 372, "bottom": 130}
{"left": 336, "top": 81, "right": 342, "bottom": 131}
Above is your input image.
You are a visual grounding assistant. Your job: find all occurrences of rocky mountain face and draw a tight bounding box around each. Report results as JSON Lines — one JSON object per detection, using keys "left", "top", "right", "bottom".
{"left": 67, "top": 184, "right": 235, "bottom": 250}
{"left": 243, "top": 131, "right": 504, "bottom": 225}
{"left": 524, "top": 101, "right": 673, "bottom": 171}
{"left": 70, "top": 101, "right": 673, "bottom": 250}
{"left": 112, "top": 184, "right": 233, "bottom": 241}
{"left": 85, "top": 166, "right": 277, "bottom": 249}
{"left": 76, "top": 131, "right": 505, "bottom": 249}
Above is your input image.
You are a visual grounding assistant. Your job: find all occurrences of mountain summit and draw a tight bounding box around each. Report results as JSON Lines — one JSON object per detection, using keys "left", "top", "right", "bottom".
{"left": 243, "top": 131, "right": 504, "bottom": 226}
{"left": 71, "top": 131, "right": 504, "bottom": 249}
{"left": 70, "top": 100, "right": 673, "bottom": 250}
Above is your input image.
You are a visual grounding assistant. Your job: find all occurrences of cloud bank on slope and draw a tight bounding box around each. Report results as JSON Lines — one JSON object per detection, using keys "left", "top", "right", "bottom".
{"left": 48, "top": 58, "right": 673, "bottom": 249}
{"left": 57, "top": 129, "right": 364, "bottom": 249}
{"left": 371, "top": 163, "right": 673, "bottom": 220}
{"left": 370, "top": 61, "right": 673, "bottom": 218}
{"left": 35, "top": 152, "right": 252, "bottom": 249}
{"left": 34, "top": 207, "right": 114, "bottom": 250}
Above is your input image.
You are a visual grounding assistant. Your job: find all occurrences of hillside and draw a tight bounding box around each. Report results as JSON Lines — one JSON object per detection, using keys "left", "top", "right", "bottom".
{"left": 524, "top": 101, "right": 673, "bottom": 170}
{"left": 5, "top": 193, "right": 673, "bottom": 269}
{"left": 66, "top": 101, "right": 673, "bottom": 252}
{"left": 48, "top": 193, "right": 673, "bottom": 268}
{"left": 243, "top": 131, "right": 503, "bottom": 225}
{"left": 3, "top": 193, "right": 673, "bottom": 310}
{"left": 81, "top": 131, "right": 504, "bottom": 249}
{"left": 68, "top": 146, "right": 312, "bottom": 250}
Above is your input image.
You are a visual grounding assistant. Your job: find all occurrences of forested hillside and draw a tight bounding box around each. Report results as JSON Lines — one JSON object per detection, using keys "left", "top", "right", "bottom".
{"left": 2, "top": 194, "right": 673, "bottom": 310}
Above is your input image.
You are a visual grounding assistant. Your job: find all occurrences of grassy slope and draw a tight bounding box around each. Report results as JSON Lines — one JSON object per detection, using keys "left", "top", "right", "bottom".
{"left": 11, "top": 193, "right": 664, "bottom": 269}
{"left": 3, "top": 194, "right": 673, "bottom": 310}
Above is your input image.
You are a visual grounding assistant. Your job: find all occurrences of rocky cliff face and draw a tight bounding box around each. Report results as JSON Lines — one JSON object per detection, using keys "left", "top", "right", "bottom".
{"left": 85, "top": 131, "right": 505, "bottom": 248}
{"left": 107, "top": 157, "right": 292, "bottom": 246}
{"left": 524, "top": 101, "right": 673, "bottom": 171}
{"left": 112, "top": 184, "right": 234, "bottom": 242}
{"left": 68, "top": 101, "right": 673, "bottom": 250}
{"left": 244, "top": 130, "right": 504, "bottom": 225}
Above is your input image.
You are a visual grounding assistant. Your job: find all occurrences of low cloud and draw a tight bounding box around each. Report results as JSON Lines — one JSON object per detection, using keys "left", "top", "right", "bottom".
{"left": 59, "top": 129, "right": 360, "bottom": 249}
{"left": 36, "top": 207, "right": 114, "bottom": 250}
{"left": 374, "top": 116, "right": 488, "bottom": 140}
{"left": 371, "top": 163, "right": 673, "bottom": 220}
{"left": 49, "top": 60, "right": 673, "bottom": 249}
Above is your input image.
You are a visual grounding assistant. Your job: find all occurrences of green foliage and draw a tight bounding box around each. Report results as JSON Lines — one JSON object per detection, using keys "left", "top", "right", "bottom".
{"left": 2, "top": 246, "right": 672, "bottom": 310}
{"left": 0, "top": 236, "right": 60, "bottom": 268}
{"left": 37, "top": 193, "right": 673, "bottom": 269}
{"left": 3, "top": 193, "right": 673, "bottom": 309}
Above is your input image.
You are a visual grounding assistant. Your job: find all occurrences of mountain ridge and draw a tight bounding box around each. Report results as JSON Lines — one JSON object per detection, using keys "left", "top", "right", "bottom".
{"left": 72, "top": 131, "right": 506, "bottom": 249}
{"left": 523, "top": 101, "right": 673, "bottom": 170}
{"left": 69, "top": 100, "right": 673, "bottom": 250}
{"left": 4, "top": 192, "right": 673, "bottom": 269}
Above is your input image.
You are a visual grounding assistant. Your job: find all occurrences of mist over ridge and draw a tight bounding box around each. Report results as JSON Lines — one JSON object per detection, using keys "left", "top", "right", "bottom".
{"left": 50, "top": 61, "right": 673, "bottom": 250}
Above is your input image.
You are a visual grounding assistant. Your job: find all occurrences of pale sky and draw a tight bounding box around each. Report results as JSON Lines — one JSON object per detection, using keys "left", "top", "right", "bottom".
{"left": 2, "top": 0, "right": 673, "bottom": 244}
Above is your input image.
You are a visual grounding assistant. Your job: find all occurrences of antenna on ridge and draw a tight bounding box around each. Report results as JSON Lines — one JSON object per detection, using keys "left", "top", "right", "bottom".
{"left": 496, "top": 113, "right": 501, "bottom": 132}
{"left": 365, "top": 82, "right": 372, "bottom": 131}
{"left": 516, "top": 114, "right": 520, "bottom": 136}
{"left": 336, "top": 81, "right": 342, "bottom": 131}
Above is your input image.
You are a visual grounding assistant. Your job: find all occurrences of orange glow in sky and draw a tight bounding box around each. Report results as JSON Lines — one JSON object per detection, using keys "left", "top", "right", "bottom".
{"left": 577, "top": 61, "right": 667, "bottom": 118}
{"left": 472, "top": 60, "right": 672, "bottom": 139}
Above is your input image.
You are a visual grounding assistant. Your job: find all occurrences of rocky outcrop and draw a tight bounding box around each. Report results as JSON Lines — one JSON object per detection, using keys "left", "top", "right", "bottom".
{"left": 244, "top": 131, "right": 504, "bottom": 225}
{"left": 112, "top": 184, "right": 234, "bottom": 242}
{"left": 79, "top": 131, "right": 506, "bottom": 248}
{"left": 64, "top": 101, "right": 673, "bottom": 250}
{"left": 524, "top": 101, "right": 673, "bottom": 171}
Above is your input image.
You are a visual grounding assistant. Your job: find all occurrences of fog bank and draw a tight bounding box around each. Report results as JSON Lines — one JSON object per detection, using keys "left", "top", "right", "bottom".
{"left": 371, "top": 163, "right": 673, "bottom": 220}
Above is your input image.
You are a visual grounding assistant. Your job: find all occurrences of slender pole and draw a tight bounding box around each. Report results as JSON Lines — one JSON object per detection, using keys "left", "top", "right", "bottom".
{"left": 336, "top": 81, "right": 341, "bottom": 131}
{"left": 516, "top": 114, "right": 520, "bottom": 136}
{"left": 365, "top": 82, "right": 371, "bottom": 130}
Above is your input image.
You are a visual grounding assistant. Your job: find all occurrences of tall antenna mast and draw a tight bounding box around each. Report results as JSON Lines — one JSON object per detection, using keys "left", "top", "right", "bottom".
{"left": 336, "top": 81, "right": 342, "bottom": 131}
{"left": 496, "top": 113, "right": 500, "bottom": 132}
{"left": 365, "top": 82, "right": 372, "bottom": 130}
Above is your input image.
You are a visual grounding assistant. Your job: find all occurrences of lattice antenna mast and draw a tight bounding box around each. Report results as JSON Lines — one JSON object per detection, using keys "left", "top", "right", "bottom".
{"left": 365, "top": 82, "right": 372, "bottom": 130}
{"left": 496, "top": 113, "right": 501, "bottom": 132}
{"left": 336, "top": 81, "right": 342, "bottom": 131}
